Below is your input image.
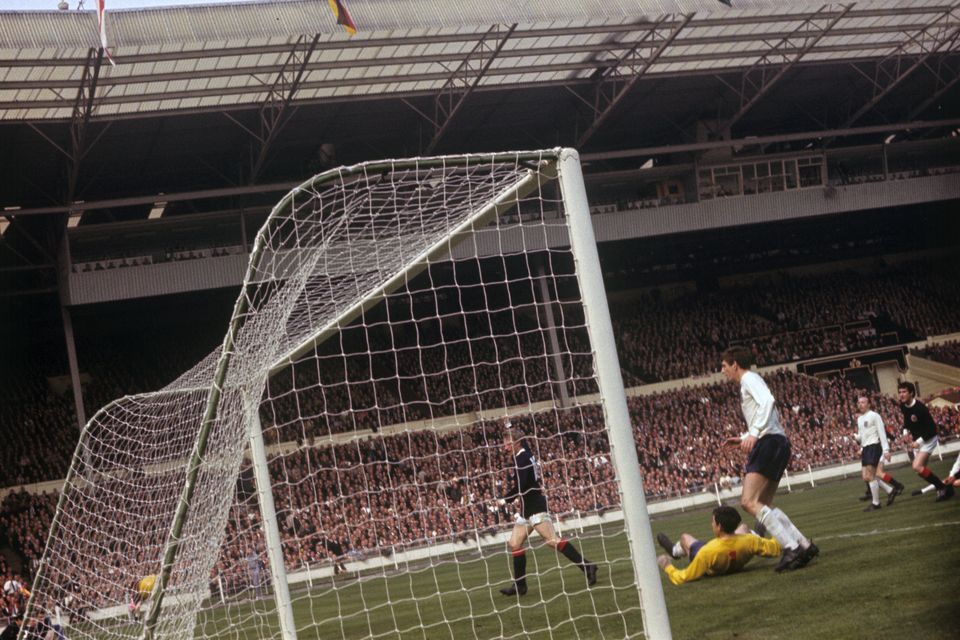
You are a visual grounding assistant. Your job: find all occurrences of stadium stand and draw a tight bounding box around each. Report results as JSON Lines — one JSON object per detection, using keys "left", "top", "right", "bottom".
{"left": 3, "top": 368, "right": 958, "bottom": 609}
{"left": 913, "top": 340, "right": 960, "bottom": 369}
{"left": 2, "top": 259, "right": 959, "bottom": 486}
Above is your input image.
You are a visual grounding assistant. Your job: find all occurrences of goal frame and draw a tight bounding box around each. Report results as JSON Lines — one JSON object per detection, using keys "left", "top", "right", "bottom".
{"left": 26, "top": 148, "right": 672, "bottom": 640}
{"left": 146, "top": 148, "right": 674, "bottom": 639}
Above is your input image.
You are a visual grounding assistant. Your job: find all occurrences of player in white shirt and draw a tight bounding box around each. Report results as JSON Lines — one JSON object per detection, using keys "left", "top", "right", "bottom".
{"left": 855, "top": 396, "right": 904, "bottom": 511}
{"left": 943, "top": 452, "right": 960, "bottom": 489}
{"left": 720, "top": 346, "right": 817, "bottom": 572}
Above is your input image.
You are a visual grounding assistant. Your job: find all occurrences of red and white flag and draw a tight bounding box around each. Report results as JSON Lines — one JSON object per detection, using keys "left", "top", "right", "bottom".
{"left": 97, "top": 0, "right": 116, "bottom": 66}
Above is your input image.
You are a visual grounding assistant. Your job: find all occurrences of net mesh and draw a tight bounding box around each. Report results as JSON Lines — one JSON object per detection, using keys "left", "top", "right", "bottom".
{"left": 26, "top": 151, "right": 649, "bottom": 639}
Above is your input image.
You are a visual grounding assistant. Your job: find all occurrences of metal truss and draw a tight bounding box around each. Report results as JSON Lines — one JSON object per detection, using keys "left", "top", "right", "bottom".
{"left": 417, "top": 24, "right": 516, "bottom": 154}
{"left": 907, "top": 53, "right": 960, "bottom": 120}
{"left": 21, "top": 46, "right": 103, "bottom": 263}
{"left": 720, "top": 3, "right": 853, "bottom": 131}
{"left": 841, "top": 7, "right": 960, "bottom": 128}
{"left": 9, "top": 118, "right": 960, "bottom": 219}
{"left": 66, "top": 48, "right": 105, "bottom": 204}
{"left": 248, "top": 34, "right": 321, "bottom": 183}
{"left": 574, "top": 14, "right": 693, "bottom": 149}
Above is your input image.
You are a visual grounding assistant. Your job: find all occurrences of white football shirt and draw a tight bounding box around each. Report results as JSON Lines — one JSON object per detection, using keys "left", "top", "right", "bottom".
{"left": 856, "top": 410, "right": 889, "bottom": 452}
{"left": 739, "top": 371, "right": 785, "bottom": 439}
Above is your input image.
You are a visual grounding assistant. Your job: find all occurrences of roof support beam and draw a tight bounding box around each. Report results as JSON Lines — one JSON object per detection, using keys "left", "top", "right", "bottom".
{"left": 722, "top": 3, "right": 853, "bottom": 131}
{"left": 67, "top": 48, "right": 104, "bottom": 205}
{"left": 840, "top": 8, "right": 960, "bottom": 128}
{"left": 9, "top": 181, "right": 299, "bottom": 217}
{"left": 249, "top": 33, "right": 321, "bottom": 183}
{"left": 907, "top": 53, "right": 960, "bottom": 120}
{"left": 11, "top": 118, "right": 959, "bottom": 219}
{"left": 5, "top": 27, "right": 957, "bottom": 91}
{"left": 580, "top": 117, "right": 960, "bottom": 161}
{"left": 575, "top": 13, "right": 694, "bottom": 149}
{"left": 2, "top": 41, "right": 939, "bottom": 114}
{"left": 421, "top": 24, "right": 516, "bottom": 154}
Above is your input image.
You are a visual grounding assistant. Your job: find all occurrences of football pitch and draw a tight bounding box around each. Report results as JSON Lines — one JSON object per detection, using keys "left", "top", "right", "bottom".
{"left": 101, "top": 460, "right": 960, "bottom": 639}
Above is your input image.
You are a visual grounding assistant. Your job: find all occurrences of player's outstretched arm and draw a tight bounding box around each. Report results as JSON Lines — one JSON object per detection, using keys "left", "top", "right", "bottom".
{"left": 660, "top": 551, "right": 708, "bottom": 585}
{"left": 750, "top": 534, "right": 782, "bottom": 558}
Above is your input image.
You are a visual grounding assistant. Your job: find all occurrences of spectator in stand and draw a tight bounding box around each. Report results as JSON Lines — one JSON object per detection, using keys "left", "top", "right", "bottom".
{"left": 246, "top": 548, "right": 264, "bottom": 600}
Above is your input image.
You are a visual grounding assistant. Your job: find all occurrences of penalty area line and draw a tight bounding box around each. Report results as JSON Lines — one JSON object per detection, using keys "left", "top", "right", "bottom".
{"left": 818, "top": 520, "right": 960, "bottom": 541}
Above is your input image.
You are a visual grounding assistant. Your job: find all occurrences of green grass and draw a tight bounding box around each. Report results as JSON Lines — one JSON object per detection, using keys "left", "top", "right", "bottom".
{"left": 658, "top": 459, "right": 960, "bottom": 640}
{"left": 88, "top": 461, "right": 960, "bottom": 639}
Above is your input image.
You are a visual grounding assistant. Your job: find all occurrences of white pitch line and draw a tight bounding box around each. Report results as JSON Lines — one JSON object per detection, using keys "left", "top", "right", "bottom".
{"left": 818, "top": 520, "right": 960, "bottom": 541}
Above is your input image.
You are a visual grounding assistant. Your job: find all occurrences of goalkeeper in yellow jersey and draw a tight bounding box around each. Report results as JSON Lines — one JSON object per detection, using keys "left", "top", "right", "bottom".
{"left": 128, "top": 574, "right": 157, "bottom": 622}
{"left": 655, "top": 506, "right": 781, "bottom": 586}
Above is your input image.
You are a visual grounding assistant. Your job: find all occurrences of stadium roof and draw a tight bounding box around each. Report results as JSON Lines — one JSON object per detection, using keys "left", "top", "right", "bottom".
{"left": 1, "top": 0, "right": 958, "bottom": 122}
{"left": 1, "top": 0, "right": 959, "bottom": 300}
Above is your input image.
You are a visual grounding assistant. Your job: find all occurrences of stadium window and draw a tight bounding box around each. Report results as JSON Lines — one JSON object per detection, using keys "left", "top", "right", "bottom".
{"left": 785, "top": 160, "right": 798, "bottom": 189}
{"left": 798, "top": 157, "right": 824, "bottom": 188}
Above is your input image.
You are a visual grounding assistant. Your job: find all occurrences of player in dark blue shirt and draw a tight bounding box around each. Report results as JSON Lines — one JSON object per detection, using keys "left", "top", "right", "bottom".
{"left": 898, "top": 381, "right": 953, "bottom": 502}
{"left": 498, "top": 423, "right": 598, "bottom": 596}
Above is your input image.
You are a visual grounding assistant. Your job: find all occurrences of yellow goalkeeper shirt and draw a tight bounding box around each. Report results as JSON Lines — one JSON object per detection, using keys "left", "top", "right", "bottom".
{"left": 663, "top": 534, "right": 781, "bottom": 585}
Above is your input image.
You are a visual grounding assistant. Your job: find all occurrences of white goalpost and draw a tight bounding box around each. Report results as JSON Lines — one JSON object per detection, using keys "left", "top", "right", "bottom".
{"left": 23, "top": 149, "right": 671, "bottom": 640}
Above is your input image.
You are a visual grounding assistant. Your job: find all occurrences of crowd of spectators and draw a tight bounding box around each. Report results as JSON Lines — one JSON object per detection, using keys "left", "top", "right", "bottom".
{"left": 4, "top": 368, "right": 959, "bottom": 615}
{"left": 613, "top": 260, "right": 960, "bottom": 382}
{"left": 0, "top": 325, "right": 223, "bottom": 489}
{"left": 830, "top": 163, "right": 960, "bottom": 187}
{"left": 71, "top": 245, "right": 244, "bottom": 274}
{"left": 914, "top": 340, "right": 960, "bottom": 369}
{"left": 3, "top": 260, "right": 959, "bottom": 489}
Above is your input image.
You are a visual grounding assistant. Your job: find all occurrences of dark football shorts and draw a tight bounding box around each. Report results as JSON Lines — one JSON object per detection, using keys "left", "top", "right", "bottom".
{"left": 689, "top": 540, "right": 706, "bottom": 561}
{"left": 745, "top": 434, "right": 791, "bottom": 482}
{"left": 861, "top": 443, "right": 882, "bottom": 467}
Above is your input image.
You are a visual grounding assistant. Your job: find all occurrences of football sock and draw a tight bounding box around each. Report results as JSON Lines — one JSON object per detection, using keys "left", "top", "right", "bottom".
{"left": 671, "top": 541, "right": 685, "bottom": 558}
{"left": 869, "top": 479, "right": 880, "bottom": 505}
{"left": 773, "top": 507, "right": 809, "bottom": 549}
{"left": 918, "top": 467, "right": 946, "bottom": 490}
{"left": 512, "top": 549, "right": 527, "bottom": 583}
{"left": 556, "top": 539, "right": 587, "bottom": 568}
{"left": 758, "top": 505, "right": 799, "bottom": 550}
{"left": 877, "top": 478, "right": 893, "bottom": 494}
{"left": 922, "top": 484, "right": 936, "bottom": 494}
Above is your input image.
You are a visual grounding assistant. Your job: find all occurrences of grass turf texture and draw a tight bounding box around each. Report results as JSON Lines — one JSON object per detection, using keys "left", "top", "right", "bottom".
{"left": 88, "top": 460, "right": 960, "bottom": 639}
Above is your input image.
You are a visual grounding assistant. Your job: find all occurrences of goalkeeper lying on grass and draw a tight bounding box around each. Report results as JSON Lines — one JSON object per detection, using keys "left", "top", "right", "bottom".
{"left": 655, "top": 506, "right": 781, "bottom": 585}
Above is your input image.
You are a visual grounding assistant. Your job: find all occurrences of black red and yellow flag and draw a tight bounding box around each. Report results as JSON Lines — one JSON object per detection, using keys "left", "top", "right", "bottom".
{"left": 328, "top": 0, "right": 358, "bottom": 35}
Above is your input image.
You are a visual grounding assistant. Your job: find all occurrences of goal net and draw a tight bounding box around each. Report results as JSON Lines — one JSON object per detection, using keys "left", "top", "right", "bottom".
{"left": 24, "top": 149, "right": 669, "bottom": 639}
